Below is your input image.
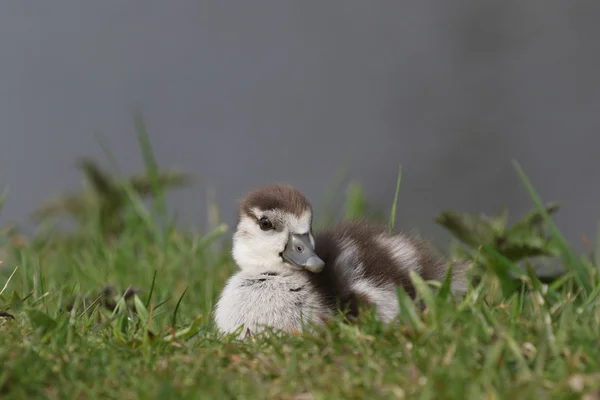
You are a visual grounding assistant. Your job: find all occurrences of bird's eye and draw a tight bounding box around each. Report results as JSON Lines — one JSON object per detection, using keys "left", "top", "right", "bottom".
{"left": 258, "top": 217, "right": 274, "bottom": 231}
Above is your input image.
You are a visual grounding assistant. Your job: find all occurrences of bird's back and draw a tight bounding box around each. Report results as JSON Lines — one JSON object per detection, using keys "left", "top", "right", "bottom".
{"left": 306, "top": 219, "right": 467, "bottom": 321}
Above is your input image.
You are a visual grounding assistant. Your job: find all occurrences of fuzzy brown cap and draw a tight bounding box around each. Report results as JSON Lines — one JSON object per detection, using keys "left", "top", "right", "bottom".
{"left": 239, "top": 184, "right": 312, "bottom": 218}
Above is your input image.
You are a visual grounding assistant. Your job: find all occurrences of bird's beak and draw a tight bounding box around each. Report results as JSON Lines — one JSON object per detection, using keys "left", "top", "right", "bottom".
{"left": 281, "top": 233, "right": 325, "bottom": 273}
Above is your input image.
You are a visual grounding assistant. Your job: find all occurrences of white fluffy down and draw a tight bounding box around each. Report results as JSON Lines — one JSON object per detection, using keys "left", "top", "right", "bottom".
{"left": 215, "top": 209, "right": 324, "bottom": 337}
{"left": 213, "top": 271, "right": 327, "bottom": 338}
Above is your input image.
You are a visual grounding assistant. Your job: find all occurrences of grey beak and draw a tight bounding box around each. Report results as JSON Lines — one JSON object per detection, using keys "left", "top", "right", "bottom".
{"left": 281, "top": 233, "right": 325, "bottom": 273}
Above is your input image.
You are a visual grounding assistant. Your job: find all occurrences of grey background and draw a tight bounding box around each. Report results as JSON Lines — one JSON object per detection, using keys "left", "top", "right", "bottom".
{"left": 1, "top": 1, "right": 599, "bottom": 251}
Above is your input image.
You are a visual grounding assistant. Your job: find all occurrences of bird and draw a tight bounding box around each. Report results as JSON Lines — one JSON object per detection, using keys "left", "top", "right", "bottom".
{"left": 213, "top": 184, "right": 469, "bottom": 338}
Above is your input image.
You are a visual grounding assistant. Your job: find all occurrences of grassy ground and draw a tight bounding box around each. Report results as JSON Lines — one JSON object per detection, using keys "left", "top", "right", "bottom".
{"left": 1, "top": 139, "right": 600, "bottom": 398}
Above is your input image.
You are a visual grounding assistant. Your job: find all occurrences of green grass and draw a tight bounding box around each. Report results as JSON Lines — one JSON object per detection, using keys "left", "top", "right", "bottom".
{"left": 1, "top": 134, "right": 600, "bottom": 398}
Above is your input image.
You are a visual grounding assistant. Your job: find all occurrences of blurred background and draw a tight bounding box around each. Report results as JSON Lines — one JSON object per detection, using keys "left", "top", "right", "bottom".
{"left": 0, "top": 1, "right": 598, "bottom": 250}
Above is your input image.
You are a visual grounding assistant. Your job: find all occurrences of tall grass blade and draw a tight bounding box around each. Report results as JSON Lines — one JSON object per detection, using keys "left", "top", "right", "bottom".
{"left": 133, "top": 295, "right": 150, "bottom": 326}
{"left": 171, "top": 286, "right": 188, "bottom": 328}
{"left": 396, "top": 286, "right": 426, "bottom": 332}
{"left": 197, "top": 223, "right": 229, "bottom": 250}
{"left": 512, "top": 161, "right": 592, "bottom": 295}
{"left": 409, "top": 270, "right": 437, "bottom": 323}
{"left": 389, "top": 165, "right": 402, "bottom": 232}
{"left": 145, "top": 269, "right": 158, "bottom": 309}
{"left": 0, "top": 265, "right": 18, "bottom": 296}
{"left": 436, "top": 263, "right": 453, "bottom": 302}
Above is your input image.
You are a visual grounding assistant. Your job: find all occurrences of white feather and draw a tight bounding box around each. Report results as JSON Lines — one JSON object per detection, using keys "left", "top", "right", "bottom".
{"left": 376, "top": 233, "right": 421, "bottom": 273}
{"left": 213, "top": 270, "right": 327, "bottom": 338}
{"left": 350, "top": 279, "right": 399, "bottom": 322}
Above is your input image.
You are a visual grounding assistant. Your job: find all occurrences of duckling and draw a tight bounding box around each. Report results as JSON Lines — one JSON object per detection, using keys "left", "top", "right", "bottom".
{"left": 213, "top": 184, "right": 468, "bottom": 338}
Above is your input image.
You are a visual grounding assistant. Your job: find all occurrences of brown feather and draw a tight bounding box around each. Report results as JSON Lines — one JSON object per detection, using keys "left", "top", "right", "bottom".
{"left": 239, "top": 184, "right": 312, "bottom": 218}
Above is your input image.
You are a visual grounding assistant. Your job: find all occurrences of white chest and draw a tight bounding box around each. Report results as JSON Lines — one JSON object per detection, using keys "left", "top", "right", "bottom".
{"left": 213, "top": 272, "right": 327, "bottom": 338}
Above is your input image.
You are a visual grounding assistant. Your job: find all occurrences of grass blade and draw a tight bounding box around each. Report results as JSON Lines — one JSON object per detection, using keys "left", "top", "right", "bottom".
{"left": 0, "top": 265, "right": 19, "bottom": 296}
{"left": 512, "top": 161, "right": 592, "bottom": 296}
{"left": 134, "top": 295, "right": 149, "bottom": 326}
{"left": 409, "top": 270, "right": 437, "bottom": 323}
{"left": 388, "top": 165, "right": 402, "bottom": 232}
{"left": 197, "top": 223, "right": 229, "bottom": 250}
{"left": 436, "top": 263, "right": 453, "bottom": 302}
{"left": 503, "top": 332, "right": 532, "bottom": 379}
{"left": 396, "top": 286, "right": 426, "bottom": 332}
{"left": 77, "top": 293, "right": 104, "bottom": 320}
{"left": 145, "top": 269, "right": 157, "bottom": 309}
{"left": 171, "top": 286, "right": 188, "bottom": 328}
